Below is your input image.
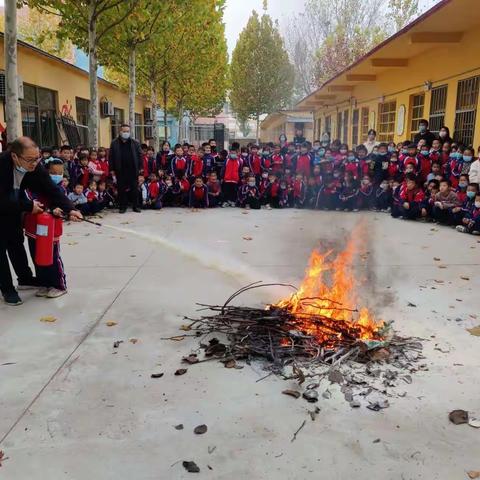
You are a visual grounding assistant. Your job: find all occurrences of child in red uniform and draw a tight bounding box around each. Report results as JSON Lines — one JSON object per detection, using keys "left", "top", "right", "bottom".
{"left": 293, "top": 173, "right": 306, "bottom": 208}
{"left": 221, "top": 149, "right": 241, "bottom": 207}
{"left": 238, "top": 175, "right": 261, "bottom": 209}
{"left": 206, "top": 172, "right": 222, "bottom": 208}
{"left": 24, "top": 159, "right": 73, "bottom": 298}
{"left": 189, "top": 177, "right": 209, "bottom": 209}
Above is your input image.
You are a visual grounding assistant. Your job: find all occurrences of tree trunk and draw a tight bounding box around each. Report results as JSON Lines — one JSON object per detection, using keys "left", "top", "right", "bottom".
{"left": 162, "top": 80, "right": 168, "bottom": 142}
{"left": 177, "top": 101, "right": 183, "bottom": 143}
{"left": 88, "top": 0, "right": 99, "bottom": 147}
{"left": 128, "top": 44, "right": 136, "bottom": 137}
{"left": 150, "top": 81, "right": 159, "bottom": 150}
{"left": 4, "top": 0, "right": 19, "bottom": 142}
{"left": 256, "top": 114, "right": 260, "bottom": 144}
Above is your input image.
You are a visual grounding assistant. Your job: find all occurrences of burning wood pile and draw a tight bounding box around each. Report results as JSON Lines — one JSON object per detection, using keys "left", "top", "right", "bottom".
{"left": 179, "top": 237, "right": 425, "bottom": 408}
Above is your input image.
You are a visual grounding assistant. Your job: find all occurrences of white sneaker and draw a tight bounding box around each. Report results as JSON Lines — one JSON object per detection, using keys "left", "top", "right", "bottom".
{"left": 46, "top": 288, "right": 68, "bottom": 299}
{"left": 266, "top": 204, "right": 272, "bottom": 210}
{"left": 35, "top": 287, "right": 49, "bottom": 297}
{"left": 456, "top": 225, "right": 467, "bottom": 233}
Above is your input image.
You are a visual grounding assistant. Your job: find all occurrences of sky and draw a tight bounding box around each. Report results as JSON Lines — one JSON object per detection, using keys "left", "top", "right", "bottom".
{"left": 224, "top": 0, "right": 439, "bottom": 55}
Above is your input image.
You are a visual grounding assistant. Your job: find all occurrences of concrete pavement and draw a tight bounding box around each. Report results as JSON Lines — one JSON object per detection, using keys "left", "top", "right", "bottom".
{"left": 0, "top": 209, "right": 479, "bottom": 479}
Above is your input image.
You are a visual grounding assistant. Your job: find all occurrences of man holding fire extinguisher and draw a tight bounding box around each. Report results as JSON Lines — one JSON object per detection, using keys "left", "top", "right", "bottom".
{"left": 0, "top": 137, "right": 83, "bottom": 306}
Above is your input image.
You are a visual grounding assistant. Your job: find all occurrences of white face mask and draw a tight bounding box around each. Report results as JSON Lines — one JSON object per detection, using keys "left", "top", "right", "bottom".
{"left": 439, "top": 131, "right": 447, "bottom": 138}
{"left": 120, "top": 131, "right": 131, "bottom": 140}
{"left": 248, "top": 182, "right": 256, "bottom": 187}
{"left": 475, "top": 202, "right": 480, "bottom": 208}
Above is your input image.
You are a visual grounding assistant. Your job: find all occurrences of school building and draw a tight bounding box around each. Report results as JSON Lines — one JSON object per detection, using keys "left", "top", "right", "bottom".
{"left": 0, "top": 32, "right": 151, "bottom": 148}
{"left": 294, "top": 0, "right": 480, "bottom": 149}
{"left": 260, "top": 110, "right": 314, "bottom": 144}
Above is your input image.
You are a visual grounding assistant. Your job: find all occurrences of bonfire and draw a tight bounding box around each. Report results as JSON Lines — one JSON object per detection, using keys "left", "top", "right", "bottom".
{"left": 181, "top": 235, "right": 395, "bottom": 366}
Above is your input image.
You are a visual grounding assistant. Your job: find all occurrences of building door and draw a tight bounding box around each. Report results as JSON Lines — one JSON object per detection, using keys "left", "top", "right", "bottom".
{"left": 429, "top": 85, "right": 447, "bottom": 135}
{"left": 454, "top": 76, "right": 479, "bottom": 146}
{"left": 378, "top": 100, "right": 397, "bottom": 142}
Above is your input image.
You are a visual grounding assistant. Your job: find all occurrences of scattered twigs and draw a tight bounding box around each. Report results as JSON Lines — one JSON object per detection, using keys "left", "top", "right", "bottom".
{"left": 291, "top": 420, "right": 306, "bottom": 442}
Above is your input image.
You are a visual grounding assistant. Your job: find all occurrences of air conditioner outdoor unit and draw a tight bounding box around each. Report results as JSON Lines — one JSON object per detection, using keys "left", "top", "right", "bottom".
{"left": 101, "top": 101, "right": 114, "bottom": 117}
{"left": 143, "top": 107, "right": 153, "bottom": 123}
{"left": 0, "top": 73, "right": 6, "bottom": 98}
{"left": 0, "top": 73, "right": 25, "bottom": 100}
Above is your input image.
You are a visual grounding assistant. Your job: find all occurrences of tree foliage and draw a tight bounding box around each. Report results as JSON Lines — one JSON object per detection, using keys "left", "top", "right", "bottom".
{"left": 284, "top": 0, "right": 423, "bottom": 97}
{"left": 0, "top": 6, "right": 75, "bottom": 61}
{"left": 230, "top": 10, "right": 294, "bottom": 139}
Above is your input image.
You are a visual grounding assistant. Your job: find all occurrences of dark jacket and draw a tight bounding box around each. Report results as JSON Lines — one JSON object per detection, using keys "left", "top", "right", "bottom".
{"left": 108, "top": 137, "right": 142, "bottom": 178}
{"left": 413, "top": 130, "right": 436, "bottom": 148}
{"left": 0, "top": 150, "right": 73, "bottom": 226}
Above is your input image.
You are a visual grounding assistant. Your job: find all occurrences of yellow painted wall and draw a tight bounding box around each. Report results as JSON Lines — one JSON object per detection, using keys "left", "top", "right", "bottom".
{"left": 312, "top": 25, "right": 480, "bottom": 147}
{"left": 0, "top": 38, "right": 149, "bottom": 146}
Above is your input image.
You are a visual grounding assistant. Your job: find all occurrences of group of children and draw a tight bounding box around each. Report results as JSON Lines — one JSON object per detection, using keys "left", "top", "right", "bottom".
{"left": 41, "top": 127, "right": 480, "bottom": 236}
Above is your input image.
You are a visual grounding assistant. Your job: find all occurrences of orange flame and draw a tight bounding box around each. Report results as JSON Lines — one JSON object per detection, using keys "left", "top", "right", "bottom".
{"left": 274, "top": 233, "right": 382, "bottom": 344}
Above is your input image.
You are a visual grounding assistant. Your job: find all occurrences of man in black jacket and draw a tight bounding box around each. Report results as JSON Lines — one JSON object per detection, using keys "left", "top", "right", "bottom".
{"left": 413, "top": 119, "right": 437, "bottom": 147}
{"left": 109, "top": 124, "right": 142, "bottom": 213}
{"left": 0, "top": 137, "right": 82, "bottom": 306}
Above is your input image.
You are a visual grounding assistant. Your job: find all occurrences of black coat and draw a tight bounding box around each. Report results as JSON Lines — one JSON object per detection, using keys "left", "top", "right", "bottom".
{"left": 413, "top": 130, "right": 437, "bottom": 148}
{"left": 0, "top": 151, "right": 73, "bottom": 227}
{"left": 109, "top": 137, "right": 142, "bottom": 180}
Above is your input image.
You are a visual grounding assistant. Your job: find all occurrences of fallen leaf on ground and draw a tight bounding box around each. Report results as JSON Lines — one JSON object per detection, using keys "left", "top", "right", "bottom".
{"left": 328, "top": 369, "right": 344, "bottom": 384}
{"left": 467, "top": 472, "right": 480, "bottom": 479}
{"left": 182, "top": 355, "right": 199, "bottom": 365}
{"left": 129, "top": 338, "right": 138, "bottom": 344}
{"left": 0, "top": 450, "right": 7, "bottom": 467}
{"left": 224, "top": 359, "right": 236, "bottom": 368}
{"left": 174, "top": 424, "right": 183, "bottom": 430}
{"left": 194, "top": 424, "right": 208, "bottom": 435}
{"left": 182, "top": 461, "right": 200, "bottom": 473}
{"left": 120, "top": 221, "right": 131, "bottom": 225}
{"left": 242, "top": 211, "right": 249, "bottom": 214}
{"left": 175, "top": 368, "right": 187, "bottom": 376}
{"left": 433, "top": 257, "right": 441, "bottom": 261}
{"left": 40, "top": 316, "right": 57, "bottom": 323}
{"left": 460, "top": 276, "right": 470, "bottom": 281}
{"left": 242, "top": 236, "right": 253, "bottom": 241}
{"left": 130, "top": 255, "right": 136, "bottom": 258}
{"left": 438, "top": 265, "right": 447, "bottom": 269}
{"left": 113, "top": 340, "right": 123, "bottom": 348}
{"left": 151, "top": 373, "right": 164, "bottom": 379}
{"left": 282, "top": 390, "right": 301, "bottom": 399}
{"left": 67, "top": 241, "right": 78, "bottom": 246}
{"left": 467, "top": 326, "right": 480, "bottom": 337}
{"left": 180, "top": 324, "right": 192, "bottom": 331}
{"left": 302, "top": 390, "right": 319, "bottom": 403}
{"left": 208, "top": 446, "right": 216, "bottom": 454}
{"left": 106, "top": 321, "right": 117, "bottom": 327}
{"left": 449, "top": 409, "right": 469, "bottom": 425}
{"left": 407, "top": 302, "right": 417, "bottom": 307}
{"left": 434, "top": 279, "right": 444, "bottom": 284}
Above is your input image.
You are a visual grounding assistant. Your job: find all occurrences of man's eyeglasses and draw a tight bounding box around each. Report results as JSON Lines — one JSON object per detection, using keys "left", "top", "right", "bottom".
{"left": 17, "top": 155, "right": 39, "bottom": 165}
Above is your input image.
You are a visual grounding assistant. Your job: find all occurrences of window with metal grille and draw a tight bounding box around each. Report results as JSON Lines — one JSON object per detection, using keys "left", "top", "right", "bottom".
{"left": 75, "top": 97, "right": 89, "bottom": 146}
{"left": 21, "top": 84, "right": 58, "bottom": 147}
{"left": 317, "top": 117, "right": 322, "bottom": 140}
{"left": 361, "top": 107, "right": 369, "bottom": 142}
{"left": 325, "top": 115, "right": 331, "bottom": 137}
{"left": 410, "top": 93, "right": 425, "bottom": 140}
{"left": 377, "top": 101, "right": 397, "bottom": 142}
{"left": 111, "top": 107, "right": 125, "bottom": 141}
{"left": 342, "top": 110, "right": 349, "bottom": 144}
{"left": 336, "top": 112, "right": 342, "bottom": 140}
{"left": 134, "top": 113, "right": 143, "bottom": 141}
{"left": 429, "top": 85, "right": 447, "bottom": 135}
{"left": 454, "top": 76, "right": 479, "bottom": 146}
{"left": 352, "top": 109, "right": 359, "bottom": 147}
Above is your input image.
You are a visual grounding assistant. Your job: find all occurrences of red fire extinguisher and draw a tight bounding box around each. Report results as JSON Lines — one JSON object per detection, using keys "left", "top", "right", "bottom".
{"left": 35, "top": 212, "right": 55, "bottom": 266}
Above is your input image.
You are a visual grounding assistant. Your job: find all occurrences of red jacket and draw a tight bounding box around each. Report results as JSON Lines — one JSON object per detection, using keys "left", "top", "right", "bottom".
{"left": 189, "top": 155, "right": 204, "bottom": 177}
{"left": 271, "top": 154, "right": 284, "bottom": 173}
{"left": 248, "top": 154, "right": 262, "bottom": 175}
{"left": 401, "top": 186, "right": 425, "bottom": 204}
{"left": 223, "top": 158, "right": 241, "bottom": 183}
{"left": 296, "top": 154, "right": 311, "bottom": 176}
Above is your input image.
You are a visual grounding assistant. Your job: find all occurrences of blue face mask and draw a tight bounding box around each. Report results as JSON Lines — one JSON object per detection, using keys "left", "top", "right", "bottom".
{"left": 421, "top": 150, "right": 429, "bottom": 156}
{"left": 347, "top": 156, "right": 355, "bottom": 161}
{"left": 319, "top": 149, "right": 325, "bottom": 157}
{"left": 230, "top": 154, "right": 237, "bottom": 160}
{"left": 463, "top": 155, "right": 473, "bottom": 162}
{"left": 378, "top": 151, "right": 388, "bottom": 156}
{"left": 402, "top": 149, "right": 408, "bottom": 155}
{"left": 467, "top": 191, "right": 476, "bottom": 199}
{"left": 16, "top": 166, "right": 28, "bottom": 174}
{"left": 453, "top": 152, "right": 462, "bottom": 159}
{"left": 388, "top": 147, "right": 395, "bottom": 153}
{"left": 50, "top": 174, "right": 63, "bottom": 184}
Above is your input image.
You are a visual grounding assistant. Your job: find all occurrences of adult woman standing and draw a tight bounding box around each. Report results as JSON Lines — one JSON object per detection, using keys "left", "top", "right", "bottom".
{"left": 363, "top": 129, "right": 379, "bottom": 154}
